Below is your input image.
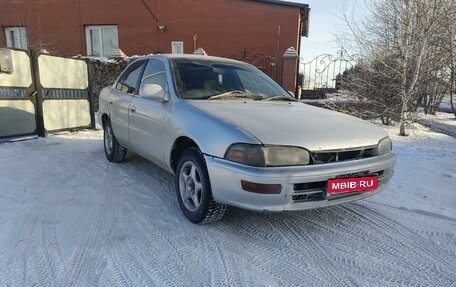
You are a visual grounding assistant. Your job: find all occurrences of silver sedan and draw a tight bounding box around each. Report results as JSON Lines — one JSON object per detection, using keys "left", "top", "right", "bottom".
{"left": 98, "top": 54, "right": 396, "bottom": 224}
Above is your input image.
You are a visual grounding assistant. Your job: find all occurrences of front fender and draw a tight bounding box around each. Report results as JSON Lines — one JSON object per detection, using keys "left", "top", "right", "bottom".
{"left": 98, "top": 87, "right": 112, "bottom": 117}
{"left": 164, "top": 100, "right": 261, "bottom": 166}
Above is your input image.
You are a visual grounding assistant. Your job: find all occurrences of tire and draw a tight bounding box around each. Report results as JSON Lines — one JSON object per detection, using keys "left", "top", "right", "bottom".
{"left": 175, "top": 148, "right": 227, "bottom": 224}
{"left": 103, "top": 119, "right": 127, "bottom": 163}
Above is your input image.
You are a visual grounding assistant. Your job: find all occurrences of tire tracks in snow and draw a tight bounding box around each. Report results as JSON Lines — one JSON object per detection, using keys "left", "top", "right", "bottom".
{"left": 364, "top": 200, "right": 456, "bottom": 248}
{"left": 285, "top": 202, "right": 455, "bottom": 286}
{"left": 351, "top": 201, "right": 455, "bottom": 260}
{"left": 111, "top": 202, "right": 181, "bottom": 286}
{"left": 224, "top": 210, "right": 355, "bottom": 286}
{"left": 125, "top": 156, "right": 353, "bottom": 286}
{"left": 287, "top": 207, "right": 440, "bottom": 286}
{"left": 269, "top": 213, "right": 357, "bottom": 287}
{"left": 1, "top": 144, "right": 102, "bottom": 286}
{"left": 209, "top": 214, "right": 327, "bottom": 286}
{"left": 104, "top": 158, "right": 191, "bottom": 286}
{"left": 2, "top": 207, "right": 39, "bottom": 286}
{"left": 122, "top": 157, "right": 285, "bottom": 286}
{"left": 341, "top": 202, "right": 456, "bottom": 285}
{"left": 31, "top": 209, "right": 67, "bottom": 287}
{"left": 128, "top": 158, "right": 300, "bottom": 285}
{"left": 38, "top": 148, "right": 107, "bottom": 287}
{"left": 66, "top": 161, "right": 117, "bottom": 287}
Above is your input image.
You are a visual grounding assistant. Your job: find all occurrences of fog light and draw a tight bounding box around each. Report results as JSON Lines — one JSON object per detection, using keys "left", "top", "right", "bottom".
{"left": 241, "top": 180, "right": 282, "bottom": 194}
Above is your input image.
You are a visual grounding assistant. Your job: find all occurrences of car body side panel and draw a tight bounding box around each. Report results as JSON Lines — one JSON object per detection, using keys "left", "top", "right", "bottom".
{"left": 98, "top": 87, "right": 110, "bottom": 121}
{"left": 108, "top": 88, "right": 132, "bottom": 147}
{"left": 128, "top": 96, "right": 166, "bottom": 165}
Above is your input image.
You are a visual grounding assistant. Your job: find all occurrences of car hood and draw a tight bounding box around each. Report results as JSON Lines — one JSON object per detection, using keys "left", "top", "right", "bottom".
{"left": 188, "top": 101, "right": 388, "bottom": 151}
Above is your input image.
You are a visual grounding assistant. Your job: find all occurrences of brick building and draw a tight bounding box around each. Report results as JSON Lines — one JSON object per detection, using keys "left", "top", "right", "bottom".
{"left": 0, "top": 0, "right": 309, "bottom": 89}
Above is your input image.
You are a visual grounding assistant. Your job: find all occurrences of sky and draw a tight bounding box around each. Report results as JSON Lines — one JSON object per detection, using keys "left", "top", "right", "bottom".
{"left": 286, "top": 0, "right": 366, "bottom": 62}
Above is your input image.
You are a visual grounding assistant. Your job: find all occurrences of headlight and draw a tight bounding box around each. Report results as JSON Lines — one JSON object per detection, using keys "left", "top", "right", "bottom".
{"left": 263, "top": 146, "right": 310, "bottom": 166}
{"left": 224, "top": 144, "right": 265, "bottom": 167}
{"left": 225, "top": 144, "right": 310, "bottom": 167}
{"left": 376, "top": 137, "right": 392, "bottom": 155}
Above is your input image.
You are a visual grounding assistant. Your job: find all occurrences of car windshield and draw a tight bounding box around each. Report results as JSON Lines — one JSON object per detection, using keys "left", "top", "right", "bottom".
{"left": 170, "top": 58, "right": 295, "bottom": 101}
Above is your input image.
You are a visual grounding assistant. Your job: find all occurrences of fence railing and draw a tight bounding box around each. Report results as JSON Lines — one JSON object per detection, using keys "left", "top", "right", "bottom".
{"left": 300, "top": 48, "right": 358, "bottom": 92}
{"left": 224, "top": 48, "right": 278, "bottom": 82}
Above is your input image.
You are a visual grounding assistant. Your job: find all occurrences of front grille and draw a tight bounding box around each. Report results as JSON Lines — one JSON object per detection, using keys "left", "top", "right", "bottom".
{"left": 292, "top": 181, "right": 326, "bottom": 202}
{"left": 294, "top": 181, "right": 326, "bottom": 191}
{"left": 292, "top": 192, "right": 325, "bottom": 202}
{"left": 291, "top": 170, "right": 386, "bottom": 203}
{"left": 311, "top": 147, "right": 375, "bottom": 164}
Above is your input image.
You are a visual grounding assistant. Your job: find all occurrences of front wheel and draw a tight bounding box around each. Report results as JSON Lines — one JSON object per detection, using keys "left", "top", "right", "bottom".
{"left": 175, "top": 148, "right": 226, "bottom": 224}
{"left": 103, "top": 119, "right": 127, "bottom": 163}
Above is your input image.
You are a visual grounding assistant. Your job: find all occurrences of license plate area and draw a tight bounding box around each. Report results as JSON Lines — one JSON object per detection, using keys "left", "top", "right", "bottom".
{"left": 327, "top": 175, "right": 378, "bottom": 195}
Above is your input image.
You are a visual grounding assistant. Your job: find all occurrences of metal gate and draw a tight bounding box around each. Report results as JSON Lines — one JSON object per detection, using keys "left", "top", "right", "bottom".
{"left": 0, "top": 48, "right": 94, "bottom": 140}
{"left": 224, "top": 48, "right": 278, "bottom": 82}
{"left": 0, "top": 49, "right": 39, "bottom": 139}
{"left": 299, "top": 48, "right": 358, "bottom": 98}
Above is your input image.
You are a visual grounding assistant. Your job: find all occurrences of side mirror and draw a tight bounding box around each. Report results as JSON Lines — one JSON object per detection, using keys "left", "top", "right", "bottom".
{"left": 140, "top": 84, "right": 168, "bottom": 102}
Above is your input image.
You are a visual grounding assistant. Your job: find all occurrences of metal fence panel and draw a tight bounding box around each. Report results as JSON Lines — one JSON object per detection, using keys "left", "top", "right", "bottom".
{"left": 0, "top": 48, "right": 94, "bottom": 140}
{"left": 33, "top": 51, "right": 94, "bottom": 134}
{"left": 0, "top": 48, "right": 38, "bottom": 139}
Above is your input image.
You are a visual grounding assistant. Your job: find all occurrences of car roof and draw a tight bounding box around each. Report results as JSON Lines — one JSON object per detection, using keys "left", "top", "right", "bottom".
{"left": 145, "top": 54, "right": 249, "bottom": 65}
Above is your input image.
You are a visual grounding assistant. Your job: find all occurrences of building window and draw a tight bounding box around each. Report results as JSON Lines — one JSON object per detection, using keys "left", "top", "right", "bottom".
{"left": 5, "top": 27, "right": 28, "bottom": 49}
{"left": 172, "top": 42, "right": 184, "bottom": 54}
{"left": 85, "top": 25, "right": 118, "bottom": 57}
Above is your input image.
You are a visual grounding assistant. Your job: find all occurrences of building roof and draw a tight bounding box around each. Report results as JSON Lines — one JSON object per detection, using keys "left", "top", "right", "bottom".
{"left": 251, "top": 0, "right": 310, "bottom": 37}
{"left": 251, "top": 0, "right": 309, "bottom": 10}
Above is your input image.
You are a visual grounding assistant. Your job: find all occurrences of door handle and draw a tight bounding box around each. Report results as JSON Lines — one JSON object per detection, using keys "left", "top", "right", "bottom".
{"left": 130, "top": 106, "right": 137, "bottom": 112}
{"left": 109, "top": 100, "right": 113, "bottom": 104}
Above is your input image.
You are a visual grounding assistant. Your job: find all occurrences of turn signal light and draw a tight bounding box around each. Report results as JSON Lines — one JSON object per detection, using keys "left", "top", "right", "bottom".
{"left": 241, "top": 180, "right": 282, "bottom": 194}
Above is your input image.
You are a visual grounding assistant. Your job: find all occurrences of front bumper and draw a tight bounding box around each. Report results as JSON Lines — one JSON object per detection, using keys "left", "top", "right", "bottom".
{"left": 205, "top": 152, "right": 396, "bottom": 211}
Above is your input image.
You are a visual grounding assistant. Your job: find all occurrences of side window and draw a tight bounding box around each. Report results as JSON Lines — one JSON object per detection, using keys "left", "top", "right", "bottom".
{"left": 116, "top": 60, "right": 146, "bottom": 94}
{"left": 139, "top": 59, "right": 167, "bottom": 96}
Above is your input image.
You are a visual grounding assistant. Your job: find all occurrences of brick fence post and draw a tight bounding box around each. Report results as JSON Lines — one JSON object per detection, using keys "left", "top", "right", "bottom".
{"left": 193, "top": 47, "right": 208, "bottom": 56}
{"left": 282, "top": 47, "right": 298, "bottom": 95}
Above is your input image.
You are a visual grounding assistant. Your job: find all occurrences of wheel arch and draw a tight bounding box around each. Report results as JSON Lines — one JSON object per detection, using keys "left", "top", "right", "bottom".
{"left": 101, "top": 113, "right": 110, "bottom": 128}
{"left": 170, "top": 136, "right": 200, "bottom": 173}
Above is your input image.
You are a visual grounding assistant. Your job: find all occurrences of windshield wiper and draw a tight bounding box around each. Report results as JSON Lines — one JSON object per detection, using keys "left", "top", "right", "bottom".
{"left": 263, "top": 95, "right": 298, "bottom": 102}
{"left": 208, "top": 90, "right": 256, "bottom": 100}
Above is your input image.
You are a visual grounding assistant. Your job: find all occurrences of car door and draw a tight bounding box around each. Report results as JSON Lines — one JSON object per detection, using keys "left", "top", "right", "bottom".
{"left": 109, "top": 60, "right": 146, "bottom": 146}
{"left": 128, "top": 59, "right": 168, "bottom": 165}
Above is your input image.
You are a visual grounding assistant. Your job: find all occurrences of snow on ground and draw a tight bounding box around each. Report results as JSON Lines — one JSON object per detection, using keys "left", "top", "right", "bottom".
{"left": 0, "top": 121, "right": 455, "bottom": 286}
{"left": 378, "top": 117, "right": 456, "bottom": 219}
{"left": 439, "top": 95, "right": 455, "bottom": 113}
{"left": 417, "top": 111, "right": 456, "bottom": 138}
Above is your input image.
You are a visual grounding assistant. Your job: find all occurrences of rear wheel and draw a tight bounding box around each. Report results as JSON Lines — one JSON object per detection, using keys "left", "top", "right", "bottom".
{"left": 175, "top": 148, "right": 226, "bottom": 224}
{"left": 103, "top": 119, "right": 127, "bottom": 163}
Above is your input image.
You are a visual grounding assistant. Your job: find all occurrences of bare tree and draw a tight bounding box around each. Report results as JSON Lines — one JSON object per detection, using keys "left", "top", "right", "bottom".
{"left": 443, "top": 7, "right": 456, "bottom": 118}
{"left": 343, "top": 0, "right": 456, "bottom": 135}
